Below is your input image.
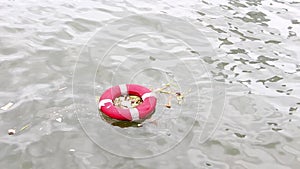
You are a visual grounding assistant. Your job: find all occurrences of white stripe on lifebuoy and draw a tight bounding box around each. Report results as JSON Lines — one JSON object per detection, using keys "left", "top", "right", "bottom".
{"left": 119, "top": 84, "right": 127, "bottom": 95}
{"left": 129, "top": 108, "right": 139, "bottom": 121}
{"left": 99, "top": 99, "right": 113, "bottom": 109}
{"left": 141, "top": 92, "right": 156, "bottom": 101}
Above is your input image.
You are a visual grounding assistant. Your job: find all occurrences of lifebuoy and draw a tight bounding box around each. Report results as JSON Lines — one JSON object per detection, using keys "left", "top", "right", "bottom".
{"left": 99, "top": 84, "right": 157, "bottom": 121}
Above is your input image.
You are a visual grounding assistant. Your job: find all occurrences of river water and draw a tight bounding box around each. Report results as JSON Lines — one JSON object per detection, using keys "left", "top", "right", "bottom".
{"left": 0, "top": 0, "right": 300, "bottom": 169}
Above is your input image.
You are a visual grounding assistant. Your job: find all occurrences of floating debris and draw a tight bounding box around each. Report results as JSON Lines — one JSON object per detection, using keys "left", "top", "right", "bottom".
{"left": 1, "top": 102, "right": 14, "bottom": 111}
{"left": 113, "top": 95, "right": 142, "bottom": 108}
{"left": 129, "top": 95, "right": 142, "bottom": 108}
{"left": 69, "top": 149, "right": 76, "bottom": 152}
{"left": 95, "top": 96, "right": 100, "bottom": 103}
{"left": 58, "top": 87, "right": 67, "bottom": 91}
{"left": 176, "top": 92, "right": 184, "bottom": 104}
{"left": 234, "top": 132, "right": 246, "bottom": 138}
{"left": 289, "top": 107, "right": 297, "bottom": 111}
{"left": 205, "top": 163, "right": 212, "bottom": 166}
{"left": 165, "top": 95, "right": 172, "bottom": 108}
{"left": 165, "top": 104, "right": 171, "bottom": 109}
{"left": 20, "top": 123, "right": 31, "bottom": 132}
{"left": 55, "top": 117, "right": 63, "bottom": 123}
{"left": 155, "top": 83, "right": 171, "bottom": 93}
{"left": 155, "top": 83, "right": 190, "bottom": 107}
{"left": 149, "top": 56, "right": 156, "bottom": 61}
{"left": 267, "top": 122, "right": 278, "bottom": 126}
{"left": 8, "top": 129, "right": 16, "bottom": 135}
{"left": 272, "top": 128, "right": 283, "bottom": 132}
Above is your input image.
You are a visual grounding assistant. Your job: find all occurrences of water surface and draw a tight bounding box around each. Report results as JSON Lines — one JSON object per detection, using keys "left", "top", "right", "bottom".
{"left": 0, "top": 0, "right": 300, "bottom": 168}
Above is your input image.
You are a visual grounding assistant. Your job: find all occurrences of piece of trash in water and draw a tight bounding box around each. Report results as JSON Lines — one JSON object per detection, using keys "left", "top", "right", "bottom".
{"left": 20, "top": 123, "right": 31, "bottom": 132}
{"left": 58, "top": 87, "right": 67, "bottom": 91}
{"left": 155, "top": 82, "right": 190, "bottom": 107}
{"left": 69, "top": 149, "right": 76, "bottom": 152}
{"left": 165, "top": 95, "right": 172, "bottom": 108}
{"left": 1, "top": 102, "right": 14, "bottom": 110}
{"left": 176, "top": 92, "right": 184, "bottom": 104}
{"left": 95, "top": 96, "right": 100, "bottom": 103}
{"left": 55, "top": 117, "right": 63, "bottom": 123}
{"left": 149, "top": 56, "right": 156, "bottom": 61}
{"left": 8, "top": 129, "right": 16, "bottom": 135}
{"left": 113, "top": 95, "right": 142, "bottom": 108}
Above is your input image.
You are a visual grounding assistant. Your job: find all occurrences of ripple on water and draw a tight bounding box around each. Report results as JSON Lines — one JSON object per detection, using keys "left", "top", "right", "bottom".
{"left": 0, "top": 0, "right": 300, "bottom": 168}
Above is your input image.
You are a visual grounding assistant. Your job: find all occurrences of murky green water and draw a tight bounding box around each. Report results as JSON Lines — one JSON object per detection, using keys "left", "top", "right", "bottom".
{"left": 1, "top": 0, "right": 300, "bottom": 168}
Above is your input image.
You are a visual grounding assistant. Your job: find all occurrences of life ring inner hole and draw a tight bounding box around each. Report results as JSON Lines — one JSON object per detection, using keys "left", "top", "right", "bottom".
{"left": 113, "top": 94, "right": 143, "bottom": 109}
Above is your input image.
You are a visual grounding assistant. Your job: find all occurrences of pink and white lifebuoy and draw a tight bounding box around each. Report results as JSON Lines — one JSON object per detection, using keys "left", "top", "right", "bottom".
{"left": 99, "top": 84, "right": 157, "bottom": 121}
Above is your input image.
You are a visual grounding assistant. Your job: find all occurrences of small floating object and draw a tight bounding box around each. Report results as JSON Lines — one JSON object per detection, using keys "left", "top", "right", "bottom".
{"left": 165, "top": 95, "right": 172, "bottom": 108}
{"left": 175, "top": 92, "right": 184, "bottom": 104}
{"left": 55, "top": 117, "right": 63, "bottom": 123}
{"left": 8, "top": 129, "right": 16, "bottom": 135}
{"left": 1, "top": 102, "right": 14, "bottom": 111}
{"left": 99, "top": 84, "right": 157, "bottom": 121}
